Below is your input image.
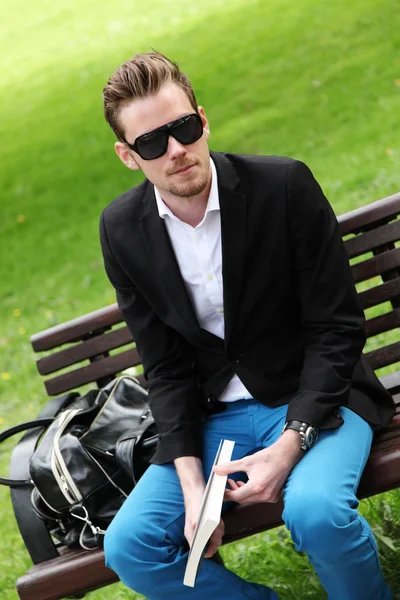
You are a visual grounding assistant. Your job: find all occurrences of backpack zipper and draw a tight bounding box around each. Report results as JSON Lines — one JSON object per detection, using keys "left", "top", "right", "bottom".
{"left": 84, "top": 448, "right": 128, "bottom": 498}
{"left": 80, "top": 375, "right": 142, "bottom": 442}
{"left": 51, "top": 409, "right": 84, "bottom": 505}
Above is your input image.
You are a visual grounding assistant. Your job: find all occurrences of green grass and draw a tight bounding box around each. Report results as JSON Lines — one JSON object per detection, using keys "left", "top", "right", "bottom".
{"left": 0, "top": 0, "right": 400, "bottom": 598}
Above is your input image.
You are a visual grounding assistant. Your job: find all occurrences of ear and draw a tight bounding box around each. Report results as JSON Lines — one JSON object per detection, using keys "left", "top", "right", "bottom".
{"left": 198, "top": 106, "right": 210, "bottom": 139}
{"left": 114, "top": 142, "right": 141, "bottom": 171}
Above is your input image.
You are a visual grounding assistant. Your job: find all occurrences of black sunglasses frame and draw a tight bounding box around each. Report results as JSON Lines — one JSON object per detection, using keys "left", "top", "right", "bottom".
{"left": 125, "top": 113, "right": 204, "bottom": 160}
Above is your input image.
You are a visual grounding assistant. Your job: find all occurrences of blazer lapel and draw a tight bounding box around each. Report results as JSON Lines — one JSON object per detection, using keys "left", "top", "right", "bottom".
{"left": 139, "top": 154, "right": 247, "bottom": 348}
{"left": 140, "top": 184, "right": 201, "bottom": 332}
{"left": 212, "top": 153, "right": 247, "bottom": 346}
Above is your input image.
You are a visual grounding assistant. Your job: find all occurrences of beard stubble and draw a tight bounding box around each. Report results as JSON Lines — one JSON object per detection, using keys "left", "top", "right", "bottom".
{"left": 165, "top": 162, "right": 210, "bottom": 198}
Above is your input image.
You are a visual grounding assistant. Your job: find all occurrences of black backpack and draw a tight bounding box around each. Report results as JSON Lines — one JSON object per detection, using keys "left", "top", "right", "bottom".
{"left": 0, "top": 376, "right": 158, "bottom": 549}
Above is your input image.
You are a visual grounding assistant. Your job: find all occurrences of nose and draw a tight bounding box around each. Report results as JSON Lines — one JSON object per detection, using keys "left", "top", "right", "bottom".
{"left": 166, "top": 135, "right": 187, "bottom": 159}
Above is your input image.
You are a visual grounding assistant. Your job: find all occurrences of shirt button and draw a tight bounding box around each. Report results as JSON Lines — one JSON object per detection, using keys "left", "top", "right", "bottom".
{"left": 206, "top": 273, "right": 213, "bottom": 281}
{"left": 218, "top": 308, "right": 224, "bottom": 313}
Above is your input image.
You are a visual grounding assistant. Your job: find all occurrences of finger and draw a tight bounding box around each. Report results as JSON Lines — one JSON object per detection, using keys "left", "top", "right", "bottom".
{"left": 223, "top": 483, "right": 246, "bottom": 500}
{"left": 227, "top": 479, "right": 245, "bottom": 490}
{"left": 213, "top": 458, "right": 245, "bottom": 475}
{"left": 224, "top": 481, "right": 264, "bottom": 503}
{"left": 224, "top": 488, "right": 264, "bottom": 505}
{"left": 205, "top": 522, "right": 224, "bottom": 558}
{"left": 220, "top": 518, "right": 225, "bottom": 536}
{"left": 205, "top": 544, "right": 218, "bottom": 558}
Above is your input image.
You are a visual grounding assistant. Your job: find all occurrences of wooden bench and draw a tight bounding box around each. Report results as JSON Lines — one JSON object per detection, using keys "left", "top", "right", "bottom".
{"left": 10, "top": 191, "right": 400, "bottom": 600}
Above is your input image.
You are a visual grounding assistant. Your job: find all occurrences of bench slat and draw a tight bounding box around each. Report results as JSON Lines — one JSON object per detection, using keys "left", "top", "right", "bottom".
{"left": 16, "top": 548, "right": 118, "bottom": 600}
{"left": 351, "top": 247, "right": 400, "bottom": 284}
{"left": 337, "top": 192, "right": 400, "bottom": 236}
{"left": 365, "top": 341, "right": 400, "bottom": 370}
{"left": 365, "top": 309, "right": 400, "bottom": 338}
{"left": 37, "top": 326, "right": 135, "bottom": 375}
{"left": 31, "top": 304, "right": 123, "bottom": 352}
{"left": 44, "top": 348, "right": 140, "bottom": 396}
{"left": 379, "top": 371, "right": 400, "bottom": 394}
{"left": 358, "top": 278, "right": 400, "bottom": 310}
{"left": 373, "top": 410, "right": 400, "bottom": 440}
{"left": 344, "top": 219, "right": 400, "bottom": 259}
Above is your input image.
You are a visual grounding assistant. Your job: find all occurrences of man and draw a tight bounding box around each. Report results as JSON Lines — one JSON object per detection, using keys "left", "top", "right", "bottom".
{"left": 100, "top": 51, "right": 394, "bottom": 599}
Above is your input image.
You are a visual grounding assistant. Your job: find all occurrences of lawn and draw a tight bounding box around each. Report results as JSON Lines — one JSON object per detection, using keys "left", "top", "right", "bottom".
{"left": 0, "top": 0, "right": 399, "bottom": 598}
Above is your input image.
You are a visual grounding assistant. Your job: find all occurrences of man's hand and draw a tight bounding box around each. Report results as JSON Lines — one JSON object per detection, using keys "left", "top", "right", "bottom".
{"left": 175, "top": 455, "right": 224, "bottom": 557}
{"left": 184, "top": 488, "right": 225, "bottom": 557}
{"left": 213, "top": 429, "right": 304, "bottom": 504}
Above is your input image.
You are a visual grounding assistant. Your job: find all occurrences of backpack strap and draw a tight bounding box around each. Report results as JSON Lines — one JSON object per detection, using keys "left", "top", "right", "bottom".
{"left": 115, "top": 429, "right": 159, "bottom": 484}
{"left": 8, "top": 392, "right": 79, "bottom": 563}
{"left": 0, "top": 420, "right": 54, "bottom": 486}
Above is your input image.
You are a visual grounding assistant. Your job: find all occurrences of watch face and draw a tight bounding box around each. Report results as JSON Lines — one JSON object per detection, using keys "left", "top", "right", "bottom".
{"left": 306, "top": 427, "right": 318, "bottom": 448}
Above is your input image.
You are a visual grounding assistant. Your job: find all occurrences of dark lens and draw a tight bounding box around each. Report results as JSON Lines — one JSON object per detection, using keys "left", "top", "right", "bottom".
{"left": 172, "top": 114, "right": 203, "bottom": 146}
{"left": 135, "top": 130, "right": 168, "bottom": 160}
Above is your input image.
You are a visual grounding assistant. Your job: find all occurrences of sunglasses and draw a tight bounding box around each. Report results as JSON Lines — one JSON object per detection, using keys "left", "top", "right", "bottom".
{"left": 125, "top": 113, "right": 204, "bottom": 160}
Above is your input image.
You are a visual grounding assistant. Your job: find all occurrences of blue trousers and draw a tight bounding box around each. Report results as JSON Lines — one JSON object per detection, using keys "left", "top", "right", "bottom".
{"left": 104, "top": 400, "right": 392, "bottom": 599}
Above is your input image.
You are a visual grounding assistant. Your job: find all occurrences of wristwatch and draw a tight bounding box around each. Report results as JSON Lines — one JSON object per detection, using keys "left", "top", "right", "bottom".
{"left": 282, "top": 420, "right": 318, "bottom": 451}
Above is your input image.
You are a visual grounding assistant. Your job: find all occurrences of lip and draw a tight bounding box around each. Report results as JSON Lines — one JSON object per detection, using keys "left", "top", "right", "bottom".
{"left": 172, "top": 164, "right": 195, "bottom": 175}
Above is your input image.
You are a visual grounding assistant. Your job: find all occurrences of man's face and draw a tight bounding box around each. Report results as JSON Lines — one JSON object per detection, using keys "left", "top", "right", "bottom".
{"left": 115, "top": 82, "right": 211, "bottom": 199}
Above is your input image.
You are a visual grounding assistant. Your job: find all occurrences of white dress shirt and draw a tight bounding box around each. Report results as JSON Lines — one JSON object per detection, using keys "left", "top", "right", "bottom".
{"left": 154, "top": 159, "right": 252, "bottom": 402}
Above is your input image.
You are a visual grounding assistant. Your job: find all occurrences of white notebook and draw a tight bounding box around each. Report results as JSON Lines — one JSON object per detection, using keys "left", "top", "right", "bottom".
{"left": 183, "top": 438, "right": 235, "bottom": 588}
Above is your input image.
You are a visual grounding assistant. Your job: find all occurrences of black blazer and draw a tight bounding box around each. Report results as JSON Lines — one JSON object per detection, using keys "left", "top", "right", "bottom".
{"left": 100, "top": 152, "right": 395, "bottom": 464}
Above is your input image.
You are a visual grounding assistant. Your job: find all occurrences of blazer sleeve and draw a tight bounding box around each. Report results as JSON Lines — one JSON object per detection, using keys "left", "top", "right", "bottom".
{"left": 285, "top": 160, "right": 366, "bottom": 428}
{"left": 99, "top": 213, "right": 204, "bottom": 464}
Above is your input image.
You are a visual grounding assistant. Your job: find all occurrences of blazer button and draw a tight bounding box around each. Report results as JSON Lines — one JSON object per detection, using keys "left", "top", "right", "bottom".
{"left": 235, "top": 353, "right": 244, "bottom": 364}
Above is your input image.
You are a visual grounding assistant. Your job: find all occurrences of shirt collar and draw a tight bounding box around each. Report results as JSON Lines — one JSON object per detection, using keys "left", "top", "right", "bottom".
{"left": 154, "top": 157, "right": 219, "bottom": 220}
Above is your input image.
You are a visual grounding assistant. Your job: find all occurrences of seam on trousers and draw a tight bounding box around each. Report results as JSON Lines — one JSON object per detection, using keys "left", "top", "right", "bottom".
{"left": 249, "top": 402, "right": 257, "bottom": 448}
{"left": 160, "top": 510, "right": 187, "bottom": 550}
{"left": 351, "top": 418, "right": 374, "bottom": 496}
{"left": 356, "top": 514, "right": 383, "bottom": 569}
{"left": 350, "top": 419, "right": 382, "bottom": 571}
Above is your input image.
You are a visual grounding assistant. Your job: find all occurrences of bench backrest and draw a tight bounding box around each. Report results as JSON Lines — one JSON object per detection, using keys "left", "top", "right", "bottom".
{"left": 31, "top": 192, "right": 400, "bottom": 399}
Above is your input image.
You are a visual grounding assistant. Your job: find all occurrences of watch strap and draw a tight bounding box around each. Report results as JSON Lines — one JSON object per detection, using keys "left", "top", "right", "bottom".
{"left": 282, "top": 420, "right": 318, "bottom": 451}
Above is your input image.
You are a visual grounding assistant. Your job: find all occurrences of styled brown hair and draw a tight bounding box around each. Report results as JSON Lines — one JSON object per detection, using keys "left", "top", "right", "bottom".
{"left": 102, "top": 51, "right": 198, "bottom": 142}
